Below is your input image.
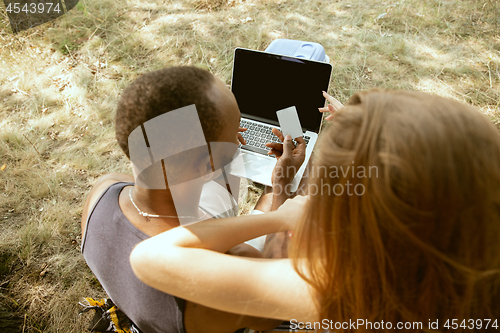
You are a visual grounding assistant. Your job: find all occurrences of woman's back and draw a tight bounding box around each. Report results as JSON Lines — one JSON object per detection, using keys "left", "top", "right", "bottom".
{"left": 292, "top": 90, "right": 500, "bottom": 330}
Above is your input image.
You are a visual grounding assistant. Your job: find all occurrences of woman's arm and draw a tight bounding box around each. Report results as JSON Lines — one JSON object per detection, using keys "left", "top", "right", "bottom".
{"left": 130, "top": 207, "right": 319, "bottom": 322}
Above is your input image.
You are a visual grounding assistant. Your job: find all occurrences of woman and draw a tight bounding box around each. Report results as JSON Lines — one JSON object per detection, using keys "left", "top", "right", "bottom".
{"left": 130, "top": 90, "right": 500, "bottom": 331}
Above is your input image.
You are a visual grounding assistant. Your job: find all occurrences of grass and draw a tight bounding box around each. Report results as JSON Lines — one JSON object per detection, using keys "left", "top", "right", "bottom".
{"left": 0, "top": 0, "right": 499, "bottom": 331}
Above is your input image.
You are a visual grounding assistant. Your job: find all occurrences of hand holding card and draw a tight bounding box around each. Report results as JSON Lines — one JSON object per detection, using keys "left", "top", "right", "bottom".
{"left": 276, "top": 106, "right": 303, "bottom": 139}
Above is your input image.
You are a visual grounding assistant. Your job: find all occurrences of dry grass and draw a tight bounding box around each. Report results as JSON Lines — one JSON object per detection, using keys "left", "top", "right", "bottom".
{"left": 0, "top": 0, "right": 499, "bottom": 331}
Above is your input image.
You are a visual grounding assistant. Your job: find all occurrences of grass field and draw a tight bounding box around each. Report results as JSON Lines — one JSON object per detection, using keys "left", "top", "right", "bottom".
{"left": 0, "top": 0, "right": 499, "bottom": 331}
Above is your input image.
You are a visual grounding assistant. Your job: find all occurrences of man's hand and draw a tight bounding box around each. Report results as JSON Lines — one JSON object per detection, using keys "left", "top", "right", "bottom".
{"left": 265, "top": 128, "right": 287, "bottom": 159}
{"left": 319, "top": 91, "right": 344, "bottom": 121}
{"left": 237, "top": 127, "right": 247, "bottom": 145}
{"left": 265, "top": 128, "right": 306, "bottom": 187}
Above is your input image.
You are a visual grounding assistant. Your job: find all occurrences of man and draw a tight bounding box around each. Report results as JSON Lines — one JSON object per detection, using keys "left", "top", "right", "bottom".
{"left": 80, "top": 66, "right": 299, "bottom": 333}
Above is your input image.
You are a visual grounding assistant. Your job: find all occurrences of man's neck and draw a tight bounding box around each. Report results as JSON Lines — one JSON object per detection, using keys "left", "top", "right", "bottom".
{"left": 130, "top": 183, "right": 204, "bottom": 219}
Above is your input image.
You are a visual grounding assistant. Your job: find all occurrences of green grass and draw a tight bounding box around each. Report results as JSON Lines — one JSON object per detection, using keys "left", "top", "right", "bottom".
{"left": 0, "top": 0, "right": 499, "bottom": 331}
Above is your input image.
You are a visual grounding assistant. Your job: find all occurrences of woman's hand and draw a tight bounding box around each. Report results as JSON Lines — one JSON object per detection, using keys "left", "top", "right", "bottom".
{"left": 275, "top": 195, "right": 309, "bottom": 231}
{"left": 319, "top": 91, "right": 344, "bottom": 121}
{"left": 266, "top": 128, "right": 306, "bottom": 187}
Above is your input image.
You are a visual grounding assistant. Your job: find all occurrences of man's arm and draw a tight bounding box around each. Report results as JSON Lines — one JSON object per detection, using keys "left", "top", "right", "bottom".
{"left": 264, "top": 134, "right": 306, "bottom": 258}
{"left": 81, "top": 173, "right": 134, "bottom": 237}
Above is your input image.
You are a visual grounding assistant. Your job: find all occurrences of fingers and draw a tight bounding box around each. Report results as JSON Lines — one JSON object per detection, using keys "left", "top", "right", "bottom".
{"left": 266, "top": 142, "right": 283, "bottom": 150}
{"left": 266, "top": 142, "right": 283, "bottom": 158}
{"left": 267, "top": 137, "right": 303, "bottom": 150}
{"left": 293, "top": 137, "right": 307, "bottom": 159}
{"left": 319, "top": 104, "right": 337, "bottom": 121}
{"left": 281, "top": 135, "right": 295, "bottom": 158}
{"left": 295, "top": 136, "right": 305, "bottom": 144}
{"left": 294, "top": 136, "right": 306, "bottom": 150}
{"left": 272, "top": 128, "right": 284, "bottom": 142}
{"left": 237, "top": 127, "right": 247, "bottom": 145}
{"left": 237, "top": 133, "right": 246, "bottom": 145}
{"left": 267, "top": 148, "right": 282, "bottom": 158}
{"left": 322, "top": 91, "right": 335, "bottom": 104}
{"left": 320, "top": 91, "right": 344, "bottom": 121}
{"left": 324, "top": 105, "right": 337, "bottom": 121}
{"left": 322, "top": 91, "right": 344, "bottom": 110}
{"left": 267, "top": 132, "right": 303, "bottom": 158}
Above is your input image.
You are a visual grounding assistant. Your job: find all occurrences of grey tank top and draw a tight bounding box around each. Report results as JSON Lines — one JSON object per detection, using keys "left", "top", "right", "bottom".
{"left": 81, "top": 182, "right": 185, "bottom": 333}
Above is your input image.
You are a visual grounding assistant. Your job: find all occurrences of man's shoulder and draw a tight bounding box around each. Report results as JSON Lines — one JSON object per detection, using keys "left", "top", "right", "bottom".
{"left": 81, "top": 173, "right": 134, "bottom": 237}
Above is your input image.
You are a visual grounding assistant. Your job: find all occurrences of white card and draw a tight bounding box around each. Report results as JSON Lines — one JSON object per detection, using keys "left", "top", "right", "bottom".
{"left": 276, "top": 106, "right": 303, "bottom": 139}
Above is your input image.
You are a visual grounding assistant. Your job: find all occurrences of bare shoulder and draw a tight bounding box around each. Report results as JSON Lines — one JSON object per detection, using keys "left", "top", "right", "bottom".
{"left": 81, "top": 173, "right": 134, "bottom": 237}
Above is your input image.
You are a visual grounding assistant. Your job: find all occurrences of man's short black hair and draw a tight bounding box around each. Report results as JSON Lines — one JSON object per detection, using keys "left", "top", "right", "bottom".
{"left": 115, "top": 66, "right": 220, "bottom": 158}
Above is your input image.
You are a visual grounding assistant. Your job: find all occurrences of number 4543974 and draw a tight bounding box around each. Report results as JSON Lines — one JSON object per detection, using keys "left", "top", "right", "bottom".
{"left": 6, "top": 2, "right": 61, "bottom": 14}
{"left": 443, "top": 319, "right": 498, "bottom": 330}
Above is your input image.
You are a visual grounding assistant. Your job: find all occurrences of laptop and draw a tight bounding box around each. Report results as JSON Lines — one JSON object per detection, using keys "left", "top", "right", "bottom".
{"left": 228, "top": 47, "right": 332, "bottom": 191}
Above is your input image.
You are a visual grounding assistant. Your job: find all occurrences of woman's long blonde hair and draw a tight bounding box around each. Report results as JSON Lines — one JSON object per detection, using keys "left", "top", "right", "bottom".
{"left": 291, "top": 90, "right": 500, "bottom": 331}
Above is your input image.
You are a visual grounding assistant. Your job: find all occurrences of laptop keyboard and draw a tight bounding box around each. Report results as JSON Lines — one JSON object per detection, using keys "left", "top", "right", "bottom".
{"left": 239, "top": 119, "right": 310, "bottom": 156}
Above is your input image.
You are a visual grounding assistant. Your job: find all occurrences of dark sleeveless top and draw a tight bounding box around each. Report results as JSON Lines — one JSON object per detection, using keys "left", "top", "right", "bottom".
{"left": 81, "top": 182, "right": 185, "bottom": 333}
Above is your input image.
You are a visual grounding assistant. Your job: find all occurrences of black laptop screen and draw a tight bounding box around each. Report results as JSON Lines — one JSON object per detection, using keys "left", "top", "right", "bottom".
{"left": 231, "top": 48, "right": 332, "bottom": 132}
